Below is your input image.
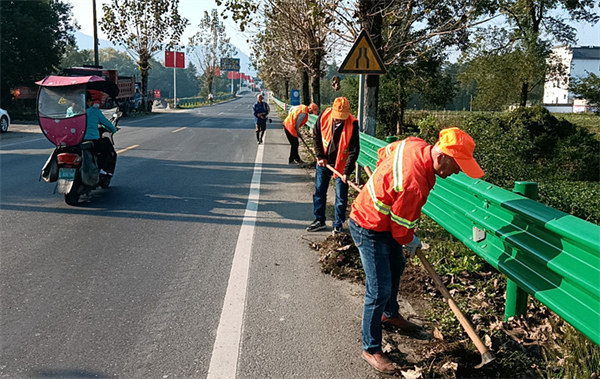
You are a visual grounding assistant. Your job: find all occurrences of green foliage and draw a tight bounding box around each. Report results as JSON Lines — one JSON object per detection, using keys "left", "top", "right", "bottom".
{"left": 544, "top": 322, "right": 600, "bottom": 379}
{"left": 538, "top": 181, "right": 600, "bottom": 223}
{"left": 460, "top": 48, "right": 546, "bottom": 111}
{"left": 569, "top": 72, "right": 600, "bottom": 109}
{"left": 407, "top": 106, "right": 599, "bottom": 222}
{"left": 555, "top": 113, "right": 600, "bottom": 136}
{"left": 0, "top": 0, "right": 77, "bottom": 107}
{"left": 377, "top": 52, "right": 457, "bottom": 135}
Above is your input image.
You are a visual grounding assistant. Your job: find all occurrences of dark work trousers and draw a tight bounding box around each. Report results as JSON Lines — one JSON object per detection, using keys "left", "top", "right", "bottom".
{"left": 255, "top": 123, "right": 266, "bottom": 142}
{"left": 284, "top": 128, "right": 301, "bottom": 162}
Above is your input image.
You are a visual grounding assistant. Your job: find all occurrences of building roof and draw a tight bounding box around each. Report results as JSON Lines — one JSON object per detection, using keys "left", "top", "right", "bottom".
{"left": 572, "top": 46, "right": 600, "bottom": 60}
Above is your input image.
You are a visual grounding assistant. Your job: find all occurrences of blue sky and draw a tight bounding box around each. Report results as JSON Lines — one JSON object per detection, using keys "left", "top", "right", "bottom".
{"left": 69, "top": 0, "right": 252, "bottom": 55}
{"left": 69, "top": 0, "right": 599, "bottom": 60}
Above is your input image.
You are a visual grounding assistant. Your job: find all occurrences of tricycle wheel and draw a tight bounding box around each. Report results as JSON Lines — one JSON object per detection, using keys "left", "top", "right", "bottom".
{"left": 64, "top": 176, "right": 81, "bottom": 205}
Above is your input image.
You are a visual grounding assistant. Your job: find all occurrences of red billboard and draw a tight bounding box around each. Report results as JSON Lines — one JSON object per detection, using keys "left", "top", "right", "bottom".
{"left": 165, "top": 51, "right": 185, "bottom": 68}
{"left": 165, "top": 51, "right": 174, "bottom": 68}
{"left": 175, "top": 52, "right": 185, "bottom": 68}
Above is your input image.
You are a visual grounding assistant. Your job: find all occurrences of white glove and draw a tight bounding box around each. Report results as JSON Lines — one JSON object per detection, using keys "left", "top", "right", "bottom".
{"left": 404, "top": 235, "right": 422, "bottom": 258}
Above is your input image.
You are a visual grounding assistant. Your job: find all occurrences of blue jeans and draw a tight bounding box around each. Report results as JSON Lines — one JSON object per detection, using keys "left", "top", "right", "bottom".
{"left": 349, "top": 219, "right": 407, "bottom": 353}
{"left": 313, "top": 165, "right": 349, "bottom": 229}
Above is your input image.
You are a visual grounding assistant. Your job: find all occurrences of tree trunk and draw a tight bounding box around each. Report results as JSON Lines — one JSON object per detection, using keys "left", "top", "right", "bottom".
{"left": 520, "top": 81, "right": 529, "bottom": 107}
{"left": 139, "top": 59, "right": 150, "bottom": 112}
{"left": 285, "top": 80, "right": 289, "bottom": 101}
{"left": 310, "top": 73, "right": 321, "bottom": 107}
{"left": 301, "top": 68, "right": 310, "bottom": 105}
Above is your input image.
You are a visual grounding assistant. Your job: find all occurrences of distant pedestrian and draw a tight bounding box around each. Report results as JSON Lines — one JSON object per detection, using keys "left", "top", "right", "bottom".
{"left": 283, "top": 103, "right": 319, "bottom": 164}
{"left": 350, "top": 127, "right": 484, "bottom": 374}
{"left": 253, "top": 93, "right": 270, "bottom": 144}
{"left": 306, "top": 97, "right": 359, "bottom": 234}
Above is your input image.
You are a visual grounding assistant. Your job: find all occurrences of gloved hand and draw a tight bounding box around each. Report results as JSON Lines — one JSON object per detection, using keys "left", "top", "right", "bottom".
{"left": 404, "top": 235, "right": 422, "bottom": 258}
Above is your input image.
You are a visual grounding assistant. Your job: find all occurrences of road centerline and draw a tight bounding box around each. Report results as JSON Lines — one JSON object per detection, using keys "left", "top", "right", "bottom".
{"left": 116, "top": 144, "right": 140, "bottom": 154}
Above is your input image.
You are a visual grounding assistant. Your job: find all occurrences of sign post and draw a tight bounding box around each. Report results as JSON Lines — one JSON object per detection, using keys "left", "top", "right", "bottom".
{"left": 166, "top": 51, "right": 185, "bottom": 108}
{"left": 220, "top": 58, "right": 241, "bottom": 94}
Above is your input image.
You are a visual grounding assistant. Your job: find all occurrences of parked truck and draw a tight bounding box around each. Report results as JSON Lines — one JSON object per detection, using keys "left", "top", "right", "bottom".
{"left": 62, "top": 66, "right": 141, "bottom": 115}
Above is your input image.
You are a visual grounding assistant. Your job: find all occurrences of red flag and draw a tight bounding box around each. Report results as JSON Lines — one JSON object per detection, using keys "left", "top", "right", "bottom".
{"left": 165, "top": 51, "right": 174, "bottom": 68}
{"left": 175, "top": 52, "right": 185, "bottom": 68}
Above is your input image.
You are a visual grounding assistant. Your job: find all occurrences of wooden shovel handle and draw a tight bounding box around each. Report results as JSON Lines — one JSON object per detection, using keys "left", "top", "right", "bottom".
{"left": 325, "top": 164, "right": 362, "bottom": 192}
{"left": 415, "top": 249, "right": 491, "bottom": 357}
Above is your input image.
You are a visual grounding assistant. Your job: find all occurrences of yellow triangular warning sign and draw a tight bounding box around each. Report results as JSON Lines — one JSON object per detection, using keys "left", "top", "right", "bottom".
{"left": 338, "top": 30, "right": 386, "bottom": 74}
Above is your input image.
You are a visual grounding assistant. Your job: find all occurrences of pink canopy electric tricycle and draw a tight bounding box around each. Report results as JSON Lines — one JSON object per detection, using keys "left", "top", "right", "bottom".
{"left": 37, "top": 75, "right": 122, "bottom": 205}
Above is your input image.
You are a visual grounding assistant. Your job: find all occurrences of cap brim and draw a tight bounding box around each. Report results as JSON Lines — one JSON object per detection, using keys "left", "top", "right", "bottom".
{"left": 331, "top": 111, "right": 349, "bottom": 120}
{"left": 454, "top": 157, "right": 484, "bottom": 179}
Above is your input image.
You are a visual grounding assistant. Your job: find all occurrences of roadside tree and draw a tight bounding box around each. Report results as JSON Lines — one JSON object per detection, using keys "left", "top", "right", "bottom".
{"left": 217, "top": 0, "right": 336, "bottom": 108}
{"left": 0, "top": 0, "right": 77, "bottom": 107}
{"left": 570, "top": 72, "right": 600, "bottom": 110}
{"left": 331, "top": 0, "right": 489, "bottom": 135}
{"left": 188, "top": 9, "right": 237, "bottom": 96}
{"left": 101, "top": 0, "right": 188, "bottom": 111}
{"left": 461, "top": 0, "right": 599, "bottom": 109}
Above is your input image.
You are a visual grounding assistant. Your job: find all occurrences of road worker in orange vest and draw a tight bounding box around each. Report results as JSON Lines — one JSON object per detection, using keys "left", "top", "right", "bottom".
{"left": 350, "top": 127, "right": 484, "bottom": 374}
{"left": 306, "top": 97, "right": 360, "bottom": 234}
{"left": 283, "top": 103, "right": 319, "bottom": 164}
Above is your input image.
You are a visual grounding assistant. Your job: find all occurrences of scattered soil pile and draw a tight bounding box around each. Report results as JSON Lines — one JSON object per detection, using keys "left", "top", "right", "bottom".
{"left": 309, "top": 232, "right": 591, "bottom": 378}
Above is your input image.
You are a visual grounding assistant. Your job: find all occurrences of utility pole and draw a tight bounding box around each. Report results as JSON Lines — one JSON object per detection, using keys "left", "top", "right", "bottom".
{"left": 92, "top": 0, "right": 99, "bottom": 66}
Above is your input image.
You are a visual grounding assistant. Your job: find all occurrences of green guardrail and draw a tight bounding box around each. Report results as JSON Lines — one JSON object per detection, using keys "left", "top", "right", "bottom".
{"left": 271, "top": 94, "right": 600, "bottom": 345}
{"left": 271, "top": 96, "right": 318, "bottom": 131}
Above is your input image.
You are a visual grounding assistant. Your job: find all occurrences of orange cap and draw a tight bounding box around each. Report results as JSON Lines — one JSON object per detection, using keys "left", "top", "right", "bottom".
{"left": 436, "top": 127, "right": 484, "bottom": 179}
{"left": 331, "top": 97, "right": 350, "bottom": 120}
{"left": 308, "top": 103, "right": 319, "bottom": 115}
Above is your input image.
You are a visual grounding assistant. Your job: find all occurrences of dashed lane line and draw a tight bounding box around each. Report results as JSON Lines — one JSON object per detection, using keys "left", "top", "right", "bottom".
{"left": 172, "top": 127, "right": 187, "bottom": 133}
{"left": 116, "top": 145, "right": 140, "bottom": 154}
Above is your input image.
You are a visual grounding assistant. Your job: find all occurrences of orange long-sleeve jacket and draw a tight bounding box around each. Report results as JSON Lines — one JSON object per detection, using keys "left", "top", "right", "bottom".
{"left": 350, "top": 137, "right": 436, "bottom": 245}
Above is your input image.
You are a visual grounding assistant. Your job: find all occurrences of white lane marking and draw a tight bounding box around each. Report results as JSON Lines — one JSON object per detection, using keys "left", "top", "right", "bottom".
{"left": 218, "top": 112, "right": 224, "bottom": 116}
{"left": 207, "top": 137, "right": 265, "bottom": 379}
{"left": 172, "top": 127, "right": 187, "bottom": 133}
{"left": 116, "top": 144, "right": 140, "bottom": 154}
{"left": 0, "top": 137, "right": 47, "bottom": 148}
{"left": 121, "top": 114, "right": 168, "bottom": 124}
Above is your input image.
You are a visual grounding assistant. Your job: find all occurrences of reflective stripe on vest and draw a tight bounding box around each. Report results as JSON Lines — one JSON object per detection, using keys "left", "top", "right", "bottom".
{"left": 390, "top": 211, "right": 418, "bottom": 229}
{"left": 366, "top": 177, "right": 391, "bottom": 215}
{"left": 392, "top": 140, "right": 407, "bottom": 192}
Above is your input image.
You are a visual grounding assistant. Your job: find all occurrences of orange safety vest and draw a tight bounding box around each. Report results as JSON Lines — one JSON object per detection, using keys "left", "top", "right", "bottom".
{"left": 320, "top": 107, "right": 357, "bottom": 178}
{"left": 283, "top": 105, "right": 309, "bottom": 138}
{"left": 350, "top": 137, "right": 436, "bottom": 244}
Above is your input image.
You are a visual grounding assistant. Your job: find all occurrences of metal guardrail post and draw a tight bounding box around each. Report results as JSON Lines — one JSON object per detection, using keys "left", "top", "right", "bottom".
{"left": 504, "top": 181, "right": 539, "bottom": 321}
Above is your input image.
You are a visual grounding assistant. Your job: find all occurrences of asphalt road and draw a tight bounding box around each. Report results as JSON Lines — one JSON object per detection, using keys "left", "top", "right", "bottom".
{"left": 0, "top": 95, "right": 381, "bottom": 378}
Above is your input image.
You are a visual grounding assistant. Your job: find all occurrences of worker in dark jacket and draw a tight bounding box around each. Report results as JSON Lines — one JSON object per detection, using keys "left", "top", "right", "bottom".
{"left": 307, "top": 97, "right": 359, "bottom": 234}
{"left": 253, "top": 93, "right": 270, "bottom": 144}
